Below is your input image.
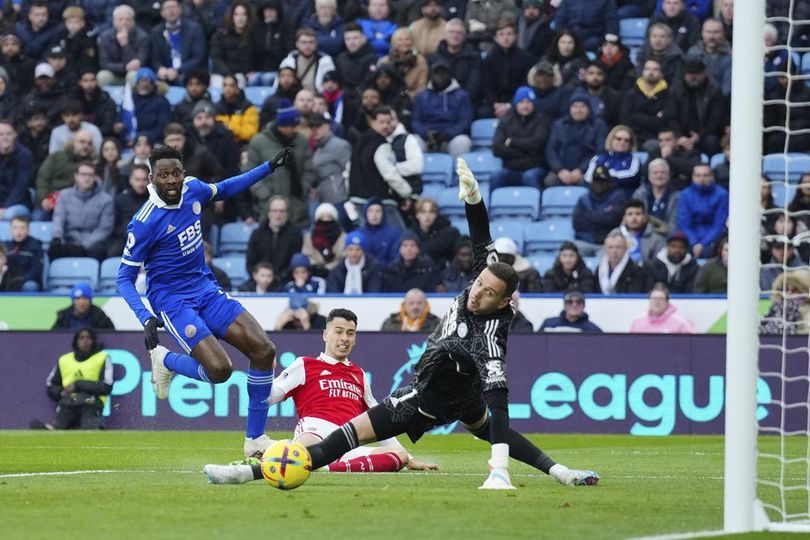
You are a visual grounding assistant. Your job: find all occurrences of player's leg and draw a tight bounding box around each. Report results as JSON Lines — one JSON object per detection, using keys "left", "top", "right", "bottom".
{"left": 53, "top": 403, "right": 80, "bottom": 429}
{"left": 77, "top": 401, "right": 104, "bottom": 430}
{"left": 326, "top": 446, "right": 408, "bottom": 473}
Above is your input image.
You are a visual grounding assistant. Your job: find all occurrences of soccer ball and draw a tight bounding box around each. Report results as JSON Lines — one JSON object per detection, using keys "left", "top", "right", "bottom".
{"left": 260, "top": 440, "right": 312, "bottom": 490}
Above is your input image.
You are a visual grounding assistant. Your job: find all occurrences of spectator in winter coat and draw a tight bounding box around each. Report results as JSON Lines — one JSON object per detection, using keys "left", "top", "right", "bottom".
{"left": 60, "top": 7, "right": 99, "bottom": 78}
{"left": 278, "top": 28, "right": 336, "bottom": 94}
{"left": 381, "top": 230, "right": 441, "bottom": 292}
{"left": 596, "top": 229, "right": 647, "bottom": 294}
{"left": 554, "top": 0, "right": 618, "bottom": 52}
{"left": 71, "top": 70, "right": 118, "bottom": 139}
{"left": 675, "top": 55, "right": 725, "bottom": 155}
{"left": 572, "top": 166, "right": 626, "bottom": 256}
{"left": 650, "top": 0, "right": 701, "bottom": 52}
{"left": 48, "top": 99, "right": 102, "bottom": 155}
{"left": 238, "top": 262, "right": 280, "bottom": 294}
{"left": 0, "top": 120, "right": 33, "bottom": 221}
{"left": 760, "top": 239, "right": 805, "bottom": 293}
{"left": 686, "top": 18, "right": 732, "bottom": 95}
{"left": 509, "top": 290, "right": 535, "bottom": 333}
{"left": 463, "top": 0, "right": 517, "bottom": 52}
{"left": 4, "top": 216, "right": 43, "bottom": 291}
{"left": 411, "top": 62, "right": 472, "bottom": 159}
{"left": 597, "top": 34, "right": 636, "bottom": 93}
{"left": 302, "top": 202, "right": 346, "bottom": 272}
{"left": 52, "top": 286, "right": 114, "bottom": 330}
{"left": 428, "top": 18, "right": 483, "bottom": 106}
{"left": 191, "top": 102, "right": 241, "bottom": 181}
{"left": 479, "top": 20, "right": 536, "bottom": 119}
{"left": 282, "top": 253, "right": 327, "bottom": 295}
{"left": 379, "top": 27, "right": 429, "bottom": 99}
{"left": 410, "top": 197, "right": 459, "bottom": 268}
{"left": 490, "top": 86, "right": 551, "bottom": 193}
{"left": 441, "top": 235, "right": 474, "bottom": 292}
{"left": 213, "top": 75, "right": 260, "bottom": 144}
{"left": 107, "top": 164, "right": 149, "bottom": 258}
{"left": 21, "top": 63, "right": 66, "bottom": 125}
{"left": 359, "top": 197, "right": 402, "bottom": 266}
{"left": 648, "top": 128, "right": 701, "bottom": 191}
{"left": 303, "top": 0, "right": 345, "bottom": 58}
{"left": 369, "top": 61, "right": 414, "bottom": 130}
{"left": 209, "top": 0, "right": 258, "bottom": 88}
{"left": 34, "top": 131, "right": 95, "bottom": 221}
{"left": 380, "top": 287, "right": 441, "bottom": 332}
{"left": 15, "top": 1, "right": 64, "bottom": 63}
{"left": 171, "top": 69, "right": 212, "bottom": 131}
{"left": 245, "top": 195, "right": 304, "bottom": 283}
{"left": 97, "top": 4, "right": 150, "bottom": 86}
{"left": 763, "top": 64, "right": 810, "bottom": 154}
{"left": 251, "top": 0, "right": 285, "bottom": 80}
{"left": 620, "top": 58, "right": 678, "bottom": 153}
{"left": 635, "top": 23, "right": 685, "bottom": 90}
{"left": 326, "top": 231, "right": 383, "bottom": 293}
{"left": 539, "top": 289, "right": 603, "bottom": 333}
{"left": 584, "top": 125, "right": 642, "bottom": 198}
{"left": 629, "top": 282, "right": 697, "bottom": 333}
{"left": 0, "top": 32, "right": 36, "bottom": 99}
{"left": 132, "top": 67, "right": 172, "bottom": 144}
{"left": 0, "top": 66, "right": 16, "bottom": 121}
{"left": 633, "top": 161, "right": 680, "bottom": 238}
{"left": 693, "top": 236, "right": 727, "bottom": 293}
{"left": 677, "top": 164, "right": 728, "bottom": 259}
{"left": 644, "top": 231, "right": 700, "bottom": 293}
{"left": 526, "top": 60, "right": 569, "bottom": 120}
{"left": 572, "top": 60, "right": 623, "bottom": 128}
{"left": 494, "top": 237, "right": 542, "bottom": 293}
{"left": 618, "top": 199, "right": 666, "bottom": 267}
{"left": 409, "top": 0, "right": 445, "bottom": 56}
{"left": 358, "top": 0, "right": 399, "bottom": 57}
{"left": 517, "top": 0, "right": 554, "bottom": 59}
{"left": 49, "top": 161, "right": 113, "bottom": 262}
{"left": 148, "top": 0, "right": 207, "bottom": 84}
{"left": 310, "top": 112, "right": 351, "bottom": 206}
{"left": 542, "top": 29, "right": 589, "bottom": 89}
{"left": 542, "top": 241, "right": 597, "bottom": 293}
{"left": 335, "top": 22, "right": 378, "bottom": 98}
{"left": 544, "top": 94, "right": 608, "bottom": 188}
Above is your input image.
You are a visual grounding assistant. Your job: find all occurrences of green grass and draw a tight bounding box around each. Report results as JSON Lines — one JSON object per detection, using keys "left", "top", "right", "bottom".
{"left": 0, "top": 431, "right": 805, "bottom": 539}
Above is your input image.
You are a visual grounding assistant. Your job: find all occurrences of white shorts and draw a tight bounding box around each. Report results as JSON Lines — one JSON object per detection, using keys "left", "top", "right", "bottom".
{"left": 293, "top": 416, "right": 376, "bottom": 461}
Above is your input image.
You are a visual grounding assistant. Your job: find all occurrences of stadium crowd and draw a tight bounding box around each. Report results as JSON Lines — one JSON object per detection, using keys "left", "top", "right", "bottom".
{"left": 0, "top": 0, "right": 808, "bottom": 305}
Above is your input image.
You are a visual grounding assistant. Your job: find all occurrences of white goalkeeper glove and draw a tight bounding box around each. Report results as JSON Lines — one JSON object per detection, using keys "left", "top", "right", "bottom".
{"left": 457, "top": 158, "right": 482, "bottom": 205}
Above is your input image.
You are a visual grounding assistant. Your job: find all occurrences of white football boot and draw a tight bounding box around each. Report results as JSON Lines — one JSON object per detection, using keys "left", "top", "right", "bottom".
{"left": 244, "top": 434, "right": 274, "bottom": 458}
{"left": 560, "top": 469, "right": 600, "bottom": 486}
{"left": 203, "top": 464, "right": 254, "bottom": 485}
{"left": 149, "top": 345, "right": 173, "bottom": 400}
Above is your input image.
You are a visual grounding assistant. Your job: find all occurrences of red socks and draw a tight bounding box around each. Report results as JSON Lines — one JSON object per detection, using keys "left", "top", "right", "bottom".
{"left": 327, "top": 452, "right": 403, "bottom": 473}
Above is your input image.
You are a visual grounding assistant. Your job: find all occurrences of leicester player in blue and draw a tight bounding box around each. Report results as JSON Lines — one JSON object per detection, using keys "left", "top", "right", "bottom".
{"left": 116, "top": 144, "right": 295, "bottom": 458}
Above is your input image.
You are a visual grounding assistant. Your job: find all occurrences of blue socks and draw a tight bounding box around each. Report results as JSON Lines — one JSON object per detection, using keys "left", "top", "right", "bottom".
{"left": 246, "top": 368, "right": 274, "bottom": 439}
{"left": 164, "top": 352, "right": 210, "bottom": 381}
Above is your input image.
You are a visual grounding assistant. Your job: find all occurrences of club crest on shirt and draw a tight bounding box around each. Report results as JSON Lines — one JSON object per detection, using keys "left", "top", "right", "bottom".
{"left": 184, "top": 324, "right": 197, "bottom": 338}
{"left": 192, "top": 201, "right": 201, "bottom": 215}
{"left": 457, "top": 322, "right": 468, "bottom": 338}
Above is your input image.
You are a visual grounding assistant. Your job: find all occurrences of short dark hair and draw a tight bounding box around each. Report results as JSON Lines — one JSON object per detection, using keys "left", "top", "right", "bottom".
{"left": 76, "top": 160, "right": 95, "bottom": 173}
{"left": 327, "top": 308, "right": 358, "bottom": 325}
{"left": 163, "top": 122, "right": 186, "bottom": 138}
{"left": 253, "top": 261, "right": 274, "bottom": 273}
{"left": 624, "top": 199, "right": 646, "bottom": 213}
{"left": 131, "top": 163, "right": 150, "bottom": 176}
{"left": 0, "top": 118, "right": 15, "bottom": 130}
{"left": 10, "top": 215, "right": 29, "bottom": 225}
{"left": 649, "top": 282, "right": 671, "bottom": 301}
{"left": 344, "top": 21, "right": 362, "bottom": 33}
{"left": 185, "top": 68, "right": 210, "bottom": 87}
{"left": 370, "top": 105, "right": 393, "bottom": 119}
{"left": 61, "top": 100, "right": 83, "bottom": 116}
{"left": 148, "top": 144, "right": 183, "bottom": 170}
{"left": 296, "top": 28, "right": 317, "bottom": 41}
{"left": 487, "top": 261, "right": 519, "bottom": 299}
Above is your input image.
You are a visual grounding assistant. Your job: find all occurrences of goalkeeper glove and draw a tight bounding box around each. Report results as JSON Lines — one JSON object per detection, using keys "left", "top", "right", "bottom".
{"left": 269, "top": 147, "right": 295, "bottom": 170}
{"left": 143, "top": 316, "right": 164, "bottom": 351}
{"left": 457, "top": 158, "right": 482, "bottom": 205}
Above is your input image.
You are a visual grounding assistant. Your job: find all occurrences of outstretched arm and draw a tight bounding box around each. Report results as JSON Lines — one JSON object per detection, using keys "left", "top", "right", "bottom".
{"left": 211, "top": 147, "right": 294, "bottom": 201}
{"left": 458, "top": 158, "right": 496, "bottom": 273}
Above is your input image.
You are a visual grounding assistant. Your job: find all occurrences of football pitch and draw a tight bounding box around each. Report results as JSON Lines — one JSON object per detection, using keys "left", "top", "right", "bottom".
{"left": 0, "top": 431, "right": 800, "bottom": 540}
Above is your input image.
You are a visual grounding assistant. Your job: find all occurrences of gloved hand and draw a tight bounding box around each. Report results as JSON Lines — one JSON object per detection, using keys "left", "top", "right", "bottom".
{"left": 143, "top": 316, "right": 164, "bottom": 351}
{"left": 270, "top": 147, "right": 295, "bottom": 170}
{"left": 457, "top": 158, "right": 482, "bottom": 204}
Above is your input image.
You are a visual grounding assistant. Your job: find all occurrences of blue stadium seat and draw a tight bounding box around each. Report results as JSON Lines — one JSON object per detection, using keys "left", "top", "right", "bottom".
{"left": 245, "top": 86, "right": 274, "bottom": 107}
{"left": 620, "top": 18, "right": 649, "bottom": 47}
{"left": 490, "top": 219, "right": 525, "bottom": 253}
{"left": 523, "top": 218, "right": 575, "bottom": 256}
{"left": 528, "top": 253, "right": 556, "bottom": 275}
{"left": 166, "top": 86, "right": 186, "bottom": 106}
{"left": 457, "top": 150, "right": 502, "bottom": 183}
{"left": 98, "top": 257, "right": 120, "bottom": 293}
{"left": 208, "top": 224, "right": 220, "bottom": 256}
{"left": 29, "top": 221, "right": 53, "bottom": 249}
{"left": 771, "top": 183, "right": 798, "bottom": 208}
{"left": 208, "top": 87, "right": 222, "bottom": 103}
{"left": 212, "top": 256, "right": 248, "bottom": 287}
{"left": 490, "top": 187, "right": 541, "bottom": 221}
{"left": 634, "top": 151, "right": 649, "bottom": 166}
{"left": 471, "top": 118, "right": 498, "bottom": 148}
{"left": 449, "top": 216, "right": 469, "bottom": 236}
{"left": 709, "top": 153, "right": 726, "bottom": 169}
{"left": 763, "top": 153, "right": 810, "bottom": 183}
{"left": 541, "top": 186, "right": 588, "bottom": 218}
{"left": 422, "top": 152, "right": 454, "bottom": 186}
{"left": 47, "top": 257, "right": 100, "bottom": 291}
{"left": 583, "top": 256, "right": 599, "bottom": 273}
{"left": 437, "top": 187, "right": 465, "bottom": 218}
{"left": 0, "top": 221, "right": 9, "bottom": 241}
{"left": 420, "top": 183, "right": 443, "bottom": 203}
{"left": 218, "top": 222, "right": 258, "bottom": 256}
{"left": 803, "top": 52, "right": 810, "bottom": 88}
{"left": 700, "top": 153, "right": 709, "bottom": 164}
{"left": 103, "top": 85, "right": 124, "bottom": 106}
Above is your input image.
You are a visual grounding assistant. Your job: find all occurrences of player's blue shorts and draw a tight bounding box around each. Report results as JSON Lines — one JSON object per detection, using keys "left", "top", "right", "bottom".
{"left": 153, "top": 286, "right": 245, "bottom": 353}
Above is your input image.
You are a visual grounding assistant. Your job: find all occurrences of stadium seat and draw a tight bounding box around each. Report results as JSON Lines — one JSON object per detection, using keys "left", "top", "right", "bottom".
{"left": 47, "top": 257, "right": 99, "bottom": 291}
{"left": 0, "top": 221, "right": 9, "bottom": 241}
{"left": 523, "top": 218, "right": 575, "bottom": 256}
{"left": 29, "top": 221, "right": 53, "bottom": 249}
{"left": 103, "top": 85, "right": 124, "bottom": 106}
{"left": 422, "top": 152, "right": 454, "bottom": 186}
{"left": 457, "top": 150, "right": 502, "bottom": 183}
{"left": 218, "top": 222, "right": 258, "bottom": 256}
{"left": 634, "top": 151, "right": 649, "bottom": 166}
{"left": 471, "top": 118, "right": 498, "bottom": 148}
{"left": 528, "top": 253, "right": 556, "bottom": 275}
{"left": 208, "top": 87, "right": 222, "bottom": 103}
{"left": 763, "top": 153, "right": 810, "bottom": 183}
{"left": 803, "top": 51, "right": 810, "bottom": 88}
{"left": 771, "top": 183, "right": 798, "bottom": 208}
{"left": 709, "top": 153, "right": 726, "bottom": 169}
{"left": 620, "top": 18, "right": 649, "bottom": 47}
{"left": 437, "top": 187, "right": 465, "bottom": 218}
{"left": 212, "top": 256, "right": 248, "bottom": 287}
{"left": 449, "top": 216, "right": 469, "bottom": 236}
{"left": 166, "top": 86, "right": 186, "bottom": 106}
{"left": 541, "top": 186, "right": 588, "bottom": 218}
{"left": 420, "top": 183, "right": 444, "bottom": 203}
{"left": 208, "top": 224, "right": 220, "bottom": 256}
{"left": 490, "top": 187, "right": 541, "bottom": 221}
{"left": 98, "top": 257, "right": 120, "bottom": 293}
{"left": 490, "top": 219, "right": 525, "bottom": 253}
{"left": 583, "top": 256, "right": 599, "bottom": 272}
{"left": 245, "top": 86, "right": 274, "bottom": 107}
{"left": 700, "top": 153, "right": 709, "bottom": 164}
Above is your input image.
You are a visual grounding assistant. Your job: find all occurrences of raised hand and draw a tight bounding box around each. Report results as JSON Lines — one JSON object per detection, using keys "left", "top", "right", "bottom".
{"left": 457, "top": 158, "right": 482, "bottom": 204}
{"left": 270, "top": 147, "right": 295, "bottom": 169}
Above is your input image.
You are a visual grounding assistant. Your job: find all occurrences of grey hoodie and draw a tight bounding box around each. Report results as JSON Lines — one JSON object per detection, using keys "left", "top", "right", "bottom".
{"left": 52, "top": 181, "right": 114, "bottom": 249}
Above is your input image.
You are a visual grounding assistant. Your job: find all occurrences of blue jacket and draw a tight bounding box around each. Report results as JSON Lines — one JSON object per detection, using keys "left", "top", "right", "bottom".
{"left": 572, "top": 187, "right": 626, "bottom": 244}
{"left": 678, "top": 182, "right": 729, "bottom": 248}
{"left": 0, "top": 142, "right": 33, "bottom": 208}
{"left": 132, "top": 90, "right": 172, "bottom": 144}
{"left": 545, "top": 115, "right": 608, "bottom": 173}
{"left": 539, "top": 311, "right": 603, "bottom": 333}
{"left": 304, "top": 15, "right": 345, "bottom": 58}
{"left": 381, "top": 254, "right": 441, "bottom": 293}
{"left": 585, "top": 151, "right": 642, "bottom": 198}
{"left": 149, "top": 19, "right": 207, "bottom": 75}
{"left": 359, "top": 221, "right": 402, "bottom": 267}
{"left": 656, "top": 0, "right": 712, "bottom": 20}
{"left": 16, "top": 19, "right": 64, "bottom": 61}
{"left": 357, "top": 18, "right": 397, "bottom": 57}
{"left": 554, "top": 0, "right": 619, "bottom": 44}
{"left": 412, "top": 80, "right": 473, "bottom": 139}
{"left": 4, "top": 236, "right": 43, "bottom": 286}
{"left": 82, "top": 0, "right": 117, "bottom": 36}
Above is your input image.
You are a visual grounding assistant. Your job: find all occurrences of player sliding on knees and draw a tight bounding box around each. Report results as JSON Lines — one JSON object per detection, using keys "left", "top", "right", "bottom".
{"left": 116, "top": 144, "right": 296, "bottom": 458}
{"left": 203, "top": 308, "right": 439, "bottom": 484}
{"left": 207, "top": 159, "right": 599, "bottom": 489}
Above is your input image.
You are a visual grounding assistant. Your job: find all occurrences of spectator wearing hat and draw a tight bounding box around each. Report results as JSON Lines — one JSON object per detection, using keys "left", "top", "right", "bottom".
{"left": 327, "top": 230, "right": 383, "bottom": 293}
{"left": 60, "top": 6, "right": 99, "bottom": 77}
{"left": 97, "top": 4, "right": 150, "bottom": 87}
{"left": 379, "top": 27, "right": 429, "bottom": 99}
{"left": 584, "top": 125, "right": 642, "bottom": 198}
{"left": 15, "top": 0, "right": 65, "bottom": 62}
{"left": 409, "top": 0, "right": 445, "bottom": 56}
{"left": 538, "top": 289, "right": 603, "bottom": 333}
{"left": 310, "top": 111, "right": 351, "bottom": 206}
{"left": 208, "top": 0, "right": 259, "bottom": 89}
{"left": 693, "top": 235, "right": 727, "bottom": 293}
{"left": 596, "top": 229, "right": 647, "bottom": 294}
{"left": 412, "top": 61, "right": 472, "bottom": 159}
{"left": 544, "top": 93, "right": 608, "bottom": 188}
{"left": 275, "top": 294, "right": 327, "bottom": 331}
{"left": 381, "top": 287, "right": 440, "bottom": 332}
{"left": 1, "top": 33, "right": 35, "bottom": 98}
{"left": 686, "top": 18, "right": 732, "bottom": 95}
{"left": 335, "top": 22, "right": 378, "bottom": 101}
{"left": 303, "top": 202, "right": 346, "bottom": 272}
{"left": 0, "top": 120, "right": 33, "bottom": 222}
{"left": 620, "top": 58, "right": 678, "bottom": 154}
{"left": 44, "top": 45, "right": 76, "bottom": 91}
{"left": 238, "top": 262, "right": 280, "bottom": 294}
{"left": 48, "top": 99, "right": 102, "bottom": 155}
{"left": 358, "top": 197, "right": 402, "bottom": 266}
{"left": 464, "top": 0, "right": 517, "bottom": 52}
{"left": 19, "top": 105, "right": 51, "bottom": 179}
{"left": 542, "top": 29, "right": 589, "bottom": 89}
{"left": 245, "top": 100, "right": 315, "bottom": 228}
{"left": 441, "top": 235, "right": 474, "bottom": 292}
{"left": 629, "top": 282, "right": 697, "bottom": 333}
{"left": 573, "top": 166, "right": 625, "bottom": 256}
{"left": 491, "top": 85, "right": 551, "bottom": 194}
{"left": 618, "top": 199, "right": 666, "bottom": 267}
{"left": 357, "top": 0, "right": 399, "bottom": 58}
{"left": 525, "top": 59, "right": 568, "bottom": 120}
{"left": 635, "top": 23, "right": 685, "bottom": 87}
{"left": 644, "top": 230, "right": 699, "bottom": 293}
{"left": 381, "top": 230, "right": 441, "bottom": 292}
{"left": 132, "top": 67, "right": 171, "bottom": 144}
{"left": 573, "top": 60, "right": 623, "bottom": 127}
{"left": 213, "top": 74, "right": 260, "bottom": 144}
{"left": 171, "top": 68, "right": 212, "bottom": 131}
{"left": 649, "top": 0, "right": 701, "bottom": 52}
{"left": 428, "top": 18, "right": 483, "bottom": 106}
{"left": 302, "top": 0, "right": 345, "bottom": 58}
{"left": 148, "top": 0, "right": 206, "bottom": 84}
{"left": 246, "top": 195, "right": 304, "bottom": 283}
{"left": 22, "top": 63, "right": 66, "bottom": 125}
{"left": 553, "top": 0, "right": 618, "bottom": 52}
{"left": 542, "top": 241, "right": 597, "bottom": 293}
{"left": 70, "top": 69, "right": 118, "bottom": 139}
{"left": 34, "top": 131, "right": 95, "bottom": 221}
{"left": 191, "top": 100, "right": 241, "bottom": 178}
{"left": 517, "top": 0, "right": 554, "bottom": 58}
{"left": 674, "top": 55, "right": 725, "bottom": 156}
{"left": 678, "top": 163, "right": 728, "bottom": 259}
{"left": 317, "top": 71, "right": 344, "bottom": 125}
{"left": 410, "top": 197, "right": 459, "bottom": 268}
{"left": 278, "top": 27, "right": 336, "bottom": 94}
{"left": 760, "top": 238, "right": 805, "bottom": 293}
{"left": 5, "top": 216, "right": 43, "bottom": 291}
{"left": 597, "top": 33, "right": 635, "bottom": 93}
{"left": 52, "top": 283, "right": 115, "bottom": 329}
{"left": 480, "top": 19, "right": 536, "bottom": 119}
{"left": 494, "top": 236, "right": 542, "bottom": 292}
{"left": 283, "top": 253, "right": 327, "bottom": 295}
{"left": 0, "top": 243, "right": 23, "bottom": 291}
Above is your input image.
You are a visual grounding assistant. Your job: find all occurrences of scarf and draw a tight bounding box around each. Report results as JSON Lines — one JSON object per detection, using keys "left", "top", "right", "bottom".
{"left": 598, "top": 250, "right": 630, "bottom": 293}
{"left": 343, "top": 255, "right": 365, "bottom": 294}
{"left": 399, "top": 302, "right": 431, "bottom": 331}
{"left": 636, "top": 78, "right": 668, "bottom": 99}
{"left": 323, "top": 88, "right": 342, "bottom": 108}
{"left": 312, "top": 219, "right": 341, "bottom": 261}
{"left": 600, "top": 50, "right": 624, "bottom": 67}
